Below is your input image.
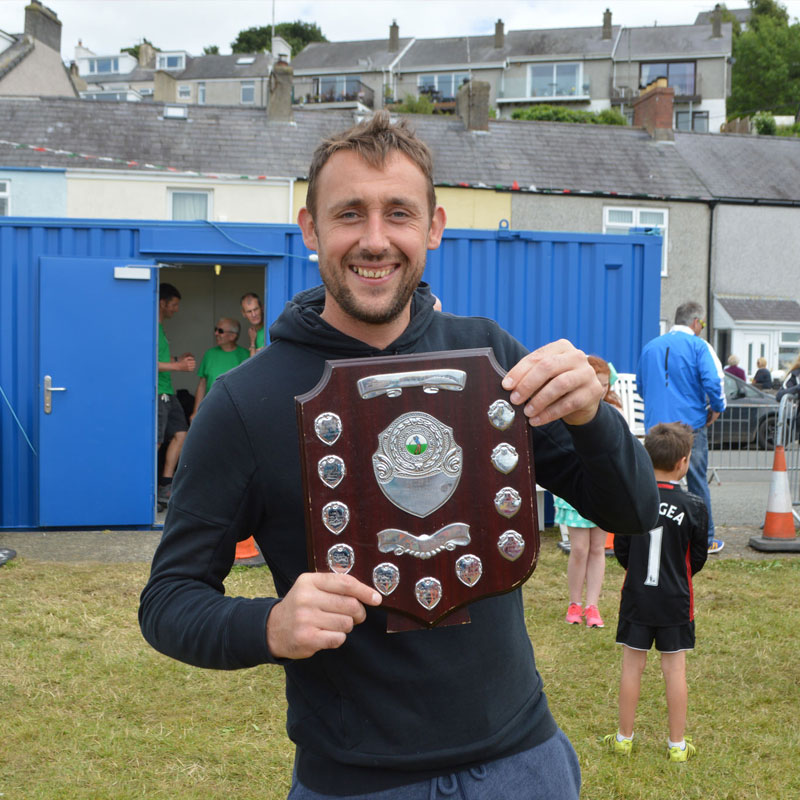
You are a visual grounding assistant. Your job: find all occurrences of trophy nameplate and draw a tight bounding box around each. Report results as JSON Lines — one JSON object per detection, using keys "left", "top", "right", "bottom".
{"left": 296, "top": 348, "right": 539, "bottom": 629}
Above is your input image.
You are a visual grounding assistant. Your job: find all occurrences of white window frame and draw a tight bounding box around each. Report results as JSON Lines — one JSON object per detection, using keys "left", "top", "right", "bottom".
{"left": 528, "top": 62, "right": 585, "bottom": 99}
{"left": 0, "top": 179, "right": 9, "bottom": 216}
{"left": 157, "top": 53, "right": 186, "bottom": 71}
{"left": 197, "top": 82, "right": 206, "bottom": 105}
{"left": 168, "top": 189, "right": 212, "bottom": 221}
{"left": 240, "top": 80, "right": 255, "bottom": 104}
{"left": 603, "top": 206, "right": 669, "bottom": 277}
{"left": 178, "top": 84, "right": 191, "bottom": 100}
{"left": 417, "top": 72, "right": 471, "bottom": 101}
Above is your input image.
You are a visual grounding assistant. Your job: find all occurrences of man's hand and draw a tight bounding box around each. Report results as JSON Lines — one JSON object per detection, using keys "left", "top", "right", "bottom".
{"left": 248, "top": 327, "right": 258, "bottom": 347}
{"left": 267, "top": 573, "right": 382, "bottom": 660}
{"left": 706, "top": 410, "right": 720, "bottom": 426}
{"left": 177, "top": 353, "right": 196, "bottom": 372}
{"left": 501, "top": 340, "right": 604, "bottom": 427}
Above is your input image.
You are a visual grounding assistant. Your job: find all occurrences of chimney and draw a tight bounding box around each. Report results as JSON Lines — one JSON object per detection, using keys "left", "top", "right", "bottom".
{"left": 153, "top": 70, "right": 177, "bottom": 103}
{"left": 457, "top": 79, "right": 491, "bottom": 132}
{"left": 138, "top": 41, "right": 156, "bottom": 68}
{"left": 68, "top": 61, "right": 87, "bottom": 91}
{"left": 632, "top": 81, "right": 675, "bottom": 140}
{"left": 602, "top": 8, "right": 612, "bottom": 40}
{"left": 711, "top": 3, "right": 722, "bottom": 38}
{"left": 268, "top": 61, "right": 293, "bottom": 122}
{"left": 25, "top": 0, "right": 62, "bottom": 52}
{"left": 389, "top": 20, "right": 399, "bottom": 53}
{"left": 494, "top": 19, "right": 504, "bottom": 49}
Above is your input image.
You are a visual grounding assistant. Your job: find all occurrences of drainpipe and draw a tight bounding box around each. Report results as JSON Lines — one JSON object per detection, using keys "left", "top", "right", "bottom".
{"left": 706, "top": 199, "right": 718, "bottom": 342}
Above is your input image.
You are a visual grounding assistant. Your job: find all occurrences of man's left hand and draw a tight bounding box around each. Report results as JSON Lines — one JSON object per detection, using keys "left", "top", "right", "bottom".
{"left": 501, "top": 340, "right": 603, "bottom": 427}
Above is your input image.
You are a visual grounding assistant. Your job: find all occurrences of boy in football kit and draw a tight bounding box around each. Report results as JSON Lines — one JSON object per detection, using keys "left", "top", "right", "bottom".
{"left": 605, "top": 422, "right": 708, "bottom": 762}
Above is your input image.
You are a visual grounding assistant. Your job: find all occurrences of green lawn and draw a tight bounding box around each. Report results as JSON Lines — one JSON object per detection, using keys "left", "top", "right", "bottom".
{"left": 2, "top": 530, "right": 798, "bottom": 799}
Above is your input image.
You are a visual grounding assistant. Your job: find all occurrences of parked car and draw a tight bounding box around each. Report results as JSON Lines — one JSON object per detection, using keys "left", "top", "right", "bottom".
{"left": 708, "top": 373, "right": 780, "bottom": 449}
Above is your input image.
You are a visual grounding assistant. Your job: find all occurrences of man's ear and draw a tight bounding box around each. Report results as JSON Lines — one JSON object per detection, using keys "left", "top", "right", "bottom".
{"left": 427, "top": 205, "right": 446, "bottom": 250}
{"left": 298, "top": 207, "right": 318, "bottom": 251}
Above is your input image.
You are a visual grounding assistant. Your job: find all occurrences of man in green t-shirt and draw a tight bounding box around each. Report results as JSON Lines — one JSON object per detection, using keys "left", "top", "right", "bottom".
{"left": 157, "top": 283, "right": 196, "bottom": 510}
{"left": 241, "top": 292, "right": 265, "bottom": 356}
{"left": 191, "top": 318, "right": 250, "bottom": 420}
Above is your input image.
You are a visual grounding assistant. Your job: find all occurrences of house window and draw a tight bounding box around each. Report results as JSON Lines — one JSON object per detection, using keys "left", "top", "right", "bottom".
{"left": 417, "top": 72, "right": 470, "bottom": 102}
{"left": 197, "top": 82, "right": 206, "bottom": 105}
{"left": 640, "top": 62, "right": 696, "bottom": 95}
{"left": 0, "top": 180, "right": 9, "bottom": 215}
{"left": 604, "top": 206, "right": 669, "bottom": 276}
{"left": 529, "top": 62, "right": 583, "bottom": 98}
{"left": 178, "top": 85, "right": 191, "bottom": 100}
{"left": 241, "top": 81, "right": 255, "bottom": 104}
{"left": 90, "top": 57, "right": 119, "bottom": 74}
{"left": 315, "top": 75, "right": 363, "bottom": 102}
{"left": 170, "top": 190, "right": 211, "bottom": 220}
{"left": 157, "top": 53, "right": 186, "bottom": 70}
{"left": 675, "top": 110, "right": 709, "bottom": 132}
{"left": 779, "top": 331, "right": 800, "bottom": 370}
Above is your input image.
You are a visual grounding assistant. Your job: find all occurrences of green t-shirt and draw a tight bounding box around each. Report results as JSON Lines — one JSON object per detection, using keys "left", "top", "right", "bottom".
{"left": 198, "top": 345, "right": 250, "bottom": 390}
{"left": 256, "top": 326, "right": 265, "bottom": 349}
{"left": 158, "top": 323, "right": 174, "bottom": 395}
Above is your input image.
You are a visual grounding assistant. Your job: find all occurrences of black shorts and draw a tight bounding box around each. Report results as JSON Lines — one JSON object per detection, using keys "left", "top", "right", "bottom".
{"left": 616, "top": 618, "right": 695, "bottom": 653}
{"left": 157, "top": 393, "right": 188, "bottom": 444}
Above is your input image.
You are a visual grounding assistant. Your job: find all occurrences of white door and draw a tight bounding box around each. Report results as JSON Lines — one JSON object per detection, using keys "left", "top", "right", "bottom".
{"left": 742, "top": 333, "right": 770, "bottom": 379}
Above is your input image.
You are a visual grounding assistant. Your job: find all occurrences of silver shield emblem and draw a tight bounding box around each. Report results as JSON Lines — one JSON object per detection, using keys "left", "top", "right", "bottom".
{"left": 318, "top": 455, "right": 345, "bottom": 488}
{"left": 455, "top": 554, "right": 483, "bottom": 587}
{"left": 494, "top": 487, "right": 522, "bottom": 518}
{"left": 491, "top": 443, "right": 519, "bottom": 475}
{"left": 372, "top": 412, "right": 462, "bottom": 518}
{"left": 372, "top": 562, "right": 400, "bottom": 596}
{"left": 327, "top": 543, "right": 355, "bottom": 574}
{"left": 322, "top": 501, "right": 350, "bottom": 534}
{"left": 488, "top": 399, "right": 515, "bottom": 431}
{"left": 497, "top": 531, "right": 526, "bottom": 562}
{"left": 414, "top": 577, "right": 442, "bottom": 610}
{"left": 314, "top": 412, "right": 342, "bottom": 445}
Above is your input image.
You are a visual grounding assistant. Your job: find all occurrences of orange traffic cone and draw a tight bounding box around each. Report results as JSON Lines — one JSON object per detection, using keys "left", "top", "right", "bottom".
{"left": 750, "top": 445, "right": 800, "bottom": 552}
{"left": 235, "top": 536, "right": 260, "bottom": 560}
{"left": 604, "top": 531, "right": 615, "bottom": 555}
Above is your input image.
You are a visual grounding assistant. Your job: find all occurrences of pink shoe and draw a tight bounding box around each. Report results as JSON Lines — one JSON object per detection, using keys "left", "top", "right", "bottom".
{"left": 565, "top": 603, "right": 583, "bottom": 624}
{"left": 584, "top": 605, "right": 605, "bottom": 628}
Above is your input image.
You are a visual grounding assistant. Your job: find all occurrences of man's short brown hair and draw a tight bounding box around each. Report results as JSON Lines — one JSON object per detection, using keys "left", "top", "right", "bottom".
{"left": 644, "top": 422, "right": 694, "bottom": 471}
{"left": 305, "top": 110, "right": 436, "bottom": 219}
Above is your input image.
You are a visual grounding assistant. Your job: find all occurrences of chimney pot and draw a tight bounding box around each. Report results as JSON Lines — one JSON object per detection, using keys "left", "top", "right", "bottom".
{"left": 602, "top": 8, "right": 612, "bottom": 40}
{"left": 389, "top": 20, "right": 399, "bottom": 53}
{"left": 494, "top": 19, "right": 504, "bottom": 49}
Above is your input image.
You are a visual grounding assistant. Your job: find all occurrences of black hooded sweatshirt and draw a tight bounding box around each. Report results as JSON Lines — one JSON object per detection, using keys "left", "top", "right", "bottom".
{"left": 140, "top": 284, "right": 658, "bottom": 795}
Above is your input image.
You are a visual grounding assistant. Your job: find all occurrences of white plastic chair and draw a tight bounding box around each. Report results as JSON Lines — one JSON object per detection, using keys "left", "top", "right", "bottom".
{"left": 614, "top": 372, "right": 646, "bottom": 439}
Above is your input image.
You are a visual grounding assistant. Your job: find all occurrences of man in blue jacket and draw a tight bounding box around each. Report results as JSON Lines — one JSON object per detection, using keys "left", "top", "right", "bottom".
{"left": 637, "top": 301, "right": 727, "bottom": 553}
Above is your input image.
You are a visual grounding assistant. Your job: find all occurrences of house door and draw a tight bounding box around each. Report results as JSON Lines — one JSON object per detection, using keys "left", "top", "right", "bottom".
{"left": 743, "top": 334, "right": 769, "bottom": 378}
{"left": 38, "top": 257, "right": 157, "bottom": 526}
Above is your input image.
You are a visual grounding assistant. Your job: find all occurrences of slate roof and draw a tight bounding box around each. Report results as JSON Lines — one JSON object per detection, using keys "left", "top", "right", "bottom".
{"left": 717, "top": 296, "right": 800, "bottom": 322}
{"left": 0, "top": 34, "right": 33, "bottom": 82}
{"left": 292, "top": 39, "right": 413, "bottom": 72}
{"left": 674, "top": 131, "right": 800, "bottom": 202}
{"left": 695, "top": 8, "right": 750, "bottom": 25}
{"left": 621, "top": 23, "right": 732, "bottom": 58}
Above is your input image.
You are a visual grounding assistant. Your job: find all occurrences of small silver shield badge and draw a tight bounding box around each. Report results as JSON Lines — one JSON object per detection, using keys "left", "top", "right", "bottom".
{"left": 455, "top": 554, "right": 483, "bottom": 587}
{"left": 415, "top": 577, "right": 442, "bottom": 609}
{"left": 494, "top": 487, "right": 522, "bottom": 518}
{"left": 373, "top": 412, "right": 462, "bottom": 518}
{"left": 488, "top": 399, "right": 515, "bottom": 431}
{"left": 318, "top": 455, "right": 345, "bottom": 488}
{"left": 497, "top": 531, "right": 526, "bottom": 562}
{"left": 327, "top": 543, "right": 355, "bottom": 574}
{"left": 491, "top": 443, "right": 519, "bottom": 475}
{"left": 322, "top": 501, "right": 350, "bottom": 534}
{"left": 373, "top": 562, "right": 400, "bottom": 596}
{"left": 314, "top": 412, "right": 342, "bottom": 445}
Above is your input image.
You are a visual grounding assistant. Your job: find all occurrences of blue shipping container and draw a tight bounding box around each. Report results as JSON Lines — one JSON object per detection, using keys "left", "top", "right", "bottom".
{"left": 0, "top": 218, "right": 661, "bottom": 529}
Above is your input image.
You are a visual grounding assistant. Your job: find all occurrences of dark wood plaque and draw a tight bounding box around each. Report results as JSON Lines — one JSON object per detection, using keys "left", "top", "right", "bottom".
{"left": 295, "top": 348, "right": 539, "bottom": 629}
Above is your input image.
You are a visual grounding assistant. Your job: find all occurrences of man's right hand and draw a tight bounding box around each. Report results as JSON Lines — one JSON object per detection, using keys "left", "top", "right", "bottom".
{"left": 248, "top": 327, "right": 258, "bottom": 347}
{"left": 267, "top": 572, "right": 382, "bottom": 660}
{"left": 177, "top": 353, "right": 196, "bottom": 372}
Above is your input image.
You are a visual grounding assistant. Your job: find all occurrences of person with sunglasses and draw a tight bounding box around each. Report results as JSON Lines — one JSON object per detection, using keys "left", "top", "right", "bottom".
{"left": 637, "top": 302, "right": 727, "bottom": 554}
{"left": 190, "top": 318, "right": 250, "bottom": 421}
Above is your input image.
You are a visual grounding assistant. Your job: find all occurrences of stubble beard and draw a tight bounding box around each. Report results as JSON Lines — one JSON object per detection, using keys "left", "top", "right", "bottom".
{"left": 319, "top": 250, "right": 424, "bottom": 326}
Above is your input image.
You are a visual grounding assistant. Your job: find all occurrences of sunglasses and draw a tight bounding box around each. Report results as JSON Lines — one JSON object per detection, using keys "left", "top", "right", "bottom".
{"left": 214, "top": 327, "right": 234, "bottom": 334}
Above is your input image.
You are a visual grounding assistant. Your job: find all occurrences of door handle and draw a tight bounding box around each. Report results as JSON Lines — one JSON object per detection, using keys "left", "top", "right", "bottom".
{"left": 43, "top": 374, "right": 67, "bottom": 414}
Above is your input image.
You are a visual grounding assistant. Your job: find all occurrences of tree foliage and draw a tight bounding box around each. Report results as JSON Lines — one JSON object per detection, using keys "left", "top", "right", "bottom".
{"left": 120, "top": 38, "right": 158, "bottom": 60}
{"left": 231, "top": 21, "right": 326, "bottom": 56}
{"left": 727, "top": 1, "right": 800, "bottom": 118}
{"left": 511, "top": 105, "right": 627, "bottom": 125}
{"left": 203, "top": 45, "right": 220, "bottom": 55}
{"left": 392, "top": 94, "right": 435, "bottom": 114}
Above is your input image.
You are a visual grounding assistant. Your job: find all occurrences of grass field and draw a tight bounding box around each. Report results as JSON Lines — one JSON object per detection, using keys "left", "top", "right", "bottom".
{"left": 2, "top": 529, "right": 799, "bottom": 799}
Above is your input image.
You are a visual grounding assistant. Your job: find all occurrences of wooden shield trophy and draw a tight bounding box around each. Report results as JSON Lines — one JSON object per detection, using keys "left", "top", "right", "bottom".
{"left": 296, "top": 348, "right": 539, "bottom": 630}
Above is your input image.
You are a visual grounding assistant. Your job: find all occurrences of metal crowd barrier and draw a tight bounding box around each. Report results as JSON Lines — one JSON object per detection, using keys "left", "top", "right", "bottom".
{"left": 777, "top": 393, "right": 800, "bottom": 522}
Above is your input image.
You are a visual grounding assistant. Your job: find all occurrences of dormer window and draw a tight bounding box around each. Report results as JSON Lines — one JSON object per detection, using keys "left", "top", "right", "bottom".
{"left": 157, "top": 53, "right": 186, "bottom": 71}
{"left": 236, "top": 56, "right": 255, "bottom": 65}
{"left": 89, "top": 57, "right": 119, "bottom": 74}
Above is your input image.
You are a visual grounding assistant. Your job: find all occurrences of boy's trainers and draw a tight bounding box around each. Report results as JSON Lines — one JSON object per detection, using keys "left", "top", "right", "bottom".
{"left": 584, "top": 605, "right": 605, "bottom": 628}
{"left": 708, "top": 538, "right": 725, "bottom": 554}
{"left": 603, "top": 733, "right": 633, "bottom": 755}
{"left": 667, "top": 737, "right": 696, "bottom": 762}
{"left": 565, "top": 603, "right": 583, "bottom": 624}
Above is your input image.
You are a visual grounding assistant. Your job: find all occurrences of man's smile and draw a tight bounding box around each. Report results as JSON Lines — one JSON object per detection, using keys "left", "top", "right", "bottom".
{"left": 350, "top": 264, "right": 397, "bottom": 279}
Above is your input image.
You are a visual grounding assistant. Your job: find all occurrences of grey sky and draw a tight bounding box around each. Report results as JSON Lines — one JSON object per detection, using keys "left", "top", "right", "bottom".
{"left": 2, "top": 0, "right": 800, "bottom": 61}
